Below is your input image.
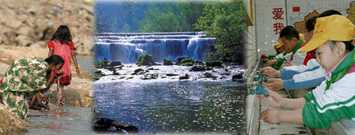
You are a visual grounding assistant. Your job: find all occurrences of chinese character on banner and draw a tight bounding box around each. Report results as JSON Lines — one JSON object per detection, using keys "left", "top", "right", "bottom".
{"left": 272, "top": 8, "right": 284, "bottom": 20}
{"left": 273, "top": 22, "right": 284, "bottom": 34}
{"left": 272, "top": 8, "right": 285, "bottom": 34}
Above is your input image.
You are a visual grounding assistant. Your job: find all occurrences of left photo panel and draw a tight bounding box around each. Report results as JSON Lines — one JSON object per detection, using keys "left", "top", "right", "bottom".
{"left": 0, "top": 0, "right": 94, "bottom": 134}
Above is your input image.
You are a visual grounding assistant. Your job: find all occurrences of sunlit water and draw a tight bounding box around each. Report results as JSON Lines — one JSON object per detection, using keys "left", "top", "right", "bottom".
{"left": 94, "top": 81, "right": 247, "bottom": 134}
{"left": 26, "top": 107, "right": 94, "bottom": 135}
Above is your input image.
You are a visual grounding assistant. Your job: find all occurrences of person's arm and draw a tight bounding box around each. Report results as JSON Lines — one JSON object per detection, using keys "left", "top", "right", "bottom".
{"left": 280, "top": 59, "right": 321, "bottom": 80}
{"left": 263, "top": 88, "right": 305, "bottom": 110}
{"left": 282, "top": 67, "right": 325, "bottom": 90}
{"left": 48, "top": 41, "right": 54, "bottom": 56}
{"left": 283, "top": 77, "right": 325, "bottom": 90}
{"left": 301, "top": 73, "right": 355, "bottom": 129}
{"left": 48, "top": 49, "right": 53, "bottom": 56}
{"left": 70, "top": 42, "right": 80, "bottom": 75}
{"left": 261, "top": 108, "right": 304, "bottom": 125}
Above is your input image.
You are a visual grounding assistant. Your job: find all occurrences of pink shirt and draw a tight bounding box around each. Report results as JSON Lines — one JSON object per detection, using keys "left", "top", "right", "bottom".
{"left": 48, "top": 40, "right": 75, "bottom": 78}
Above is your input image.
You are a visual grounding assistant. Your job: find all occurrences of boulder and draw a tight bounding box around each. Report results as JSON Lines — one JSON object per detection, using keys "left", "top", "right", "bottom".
{"left": 232, "top": 72, "right": 244, "bottom": 82}
{"left": 163, "top": 59, "right": 173, "bottom": 65}
{"left": 141, "top": 73, "right": 158, "bottom": 80}
{"left": 179, "top": 74, "right": 190, "bottom": 80}
{"left": 166, "top": 73, "right": 179, "bottom": 76}
{"left": 175, "top": 56, "right": 189, "bottom": 65}
{"left": 132, "top": 68, "right": 145, "bottom": 75}
{"left": 203, "top": 72, "right": 217, "bottom": 80}
{"left": 137, "top": 54, "right": 155, "bottom": 66}
{"left": 93, "top": 118, "right": 138, "bottom": 133}
{"left": 178, "top": 58, "right": 194, "bottom": 66}
{"left": 190, "top": 65, "right": 206, "bottom": 72}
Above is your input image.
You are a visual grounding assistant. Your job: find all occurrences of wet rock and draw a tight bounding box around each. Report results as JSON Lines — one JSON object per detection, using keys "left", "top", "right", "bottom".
{"left": 93, "top": 118, "right": 138, "bottom": 133}
{"left": 166, "top": 73, "right": 179, "bottom": 76}
{"left": 112, "top": 70, "right": 119, "bottom": 75}
{"left": 137, "top": 54, "right": 155, "bottom": 66}
{"left": 163, "top": 59, "right": 173, "bottom": 65}
{"left": 113, "top": 65, "right": 124, "bottom": 70}
{"left": 141, "top": 73, "right": 158, "bottom": 80}
{"left": 178, "top": 58, "right": 194, "bottom": 66}
{"left": 175, "top": 56, "right": 189, "bottom": 65}
{"left": 146, "top": 67, "right": 158, "bottom": 71}
{"left": 203, "top": 72, "right": 217, "bottom": 80}
{"left": 132, "top": 68, "right": 145, "bottom": 75}
{"left": 190, "top": 65, "right": 206, "bottom": 72}
{"left": 232, "top": 72, "right": 244, "bottom": 82}
{"left": 179, "top": 74, "right": 190, "bottom": 80}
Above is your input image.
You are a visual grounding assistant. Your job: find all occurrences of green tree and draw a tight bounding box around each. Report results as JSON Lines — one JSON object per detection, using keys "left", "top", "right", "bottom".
{"left": 195, "top": 0, "right": 246, "bottom": 64}
{"left": 139, "top": 1, "right": 204, "bottom": 32}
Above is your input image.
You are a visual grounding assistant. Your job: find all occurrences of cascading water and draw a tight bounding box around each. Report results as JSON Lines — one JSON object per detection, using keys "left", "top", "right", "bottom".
{"left": 95, "top": 32, "right": 215, "bottom": 63}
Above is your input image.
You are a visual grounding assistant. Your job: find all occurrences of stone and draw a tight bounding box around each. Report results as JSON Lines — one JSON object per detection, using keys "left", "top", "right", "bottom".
{"left": 141, "top": 73, "right": 158, "bottom": 80}
{"left": 190, "top": 65, "right": 206, "bottom": 72}
{"left": 93, "top": 118, "right": 138, "bottom": 133}
{"left": 163, "top": 59, "right": 173, "bottom": 65}
{"left": 166, "top": 73, "right": 179, "bottom": 76}
{"left": 137, "top": 54, "right": 155, "bottom": 66}
{"left": 175, "top": 56, "right": 189, "bottom": 65}
{"left": 232, "top": 72, "right": 244, "bottom": 82}
{"left": 179, "top": 74, "right": 190, "bottom": 80}
{"left": 203, "top": 72, "right": 217, "bottom": 80}
{"left": 15, "top": 35, "right": 32, "bottom": 46}
{"left": 132, "top": 68, "right": 145, "bottom": 75}
{"left": 179, "top": 58, "right": 194, "bottom": 66}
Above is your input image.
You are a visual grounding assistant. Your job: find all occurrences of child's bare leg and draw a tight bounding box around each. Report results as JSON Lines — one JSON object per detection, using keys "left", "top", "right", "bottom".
{"left": 56, "top": 85, "right": 64, "bottom": 111}
{"left": 29, "top": 94, "right": 40, "bottom": 108}
{"left": 261, "top": 108, "right": 303, "bottom": 125}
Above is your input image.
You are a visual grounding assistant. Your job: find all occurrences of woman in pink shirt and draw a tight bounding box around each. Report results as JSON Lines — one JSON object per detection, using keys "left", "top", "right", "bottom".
{"left": 48, "top": 25, "right": 80, "bottom": 110}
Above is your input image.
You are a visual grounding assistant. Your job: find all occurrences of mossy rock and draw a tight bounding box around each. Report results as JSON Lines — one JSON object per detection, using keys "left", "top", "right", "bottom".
{"left": 179, "top": 58, "right": 195, "bottom": 66}
{"left": 137, "top": 54, "right": 155, "bottom": 66}
{"left": 163, "top": 59, "right": 173, "bottom": 65}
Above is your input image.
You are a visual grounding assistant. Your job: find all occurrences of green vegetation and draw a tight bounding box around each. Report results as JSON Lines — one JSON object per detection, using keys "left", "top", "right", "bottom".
{"left": 195, "top": 1, "right": 246, "bottom": 64}
{"left": 137, "top": 54, "right": 155, "bottom": 66}
{"left": 139, "top": 0, "right": 246, "bottom": 64}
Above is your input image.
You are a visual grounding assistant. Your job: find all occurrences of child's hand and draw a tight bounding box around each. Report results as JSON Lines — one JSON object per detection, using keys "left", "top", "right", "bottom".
{"left": 260, "top": 66, "right": 280, "bottom": 78}
{"left": 265, "top": 59, "right": 277, "bottom": 66}
{"left": 258, "top": 88, "right": 283, "bottom": 108}
{"left": 255, "top": 85, "right": 269, "bottom": 96}
{"left": 261, "top": 108, "right": 280, "bottom": 124}
{"left": 263, "top": 78, "right": 283, "bottom": 91}
{"left": 56, "top": 69, "right": 64, "bottom": 75}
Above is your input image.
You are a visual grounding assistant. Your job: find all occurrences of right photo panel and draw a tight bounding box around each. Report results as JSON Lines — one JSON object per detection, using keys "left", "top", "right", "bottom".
{"left": 245, "top": 0, "right": 355, "bottom": 135}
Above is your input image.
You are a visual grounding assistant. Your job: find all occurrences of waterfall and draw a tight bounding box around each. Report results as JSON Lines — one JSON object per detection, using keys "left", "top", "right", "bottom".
{"left": 95, "top": 32, "right": 215, "bottom": 63}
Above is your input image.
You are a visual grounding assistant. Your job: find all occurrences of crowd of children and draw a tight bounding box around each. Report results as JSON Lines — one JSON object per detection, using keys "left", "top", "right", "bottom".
{"left": 257, "top": 10, "right": 355, "bottom": 129}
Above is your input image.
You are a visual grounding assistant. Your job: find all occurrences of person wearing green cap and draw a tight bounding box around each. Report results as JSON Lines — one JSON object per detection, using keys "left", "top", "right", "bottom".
{"left": 260, "top": 15, "right": 355, "bottom": 129}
